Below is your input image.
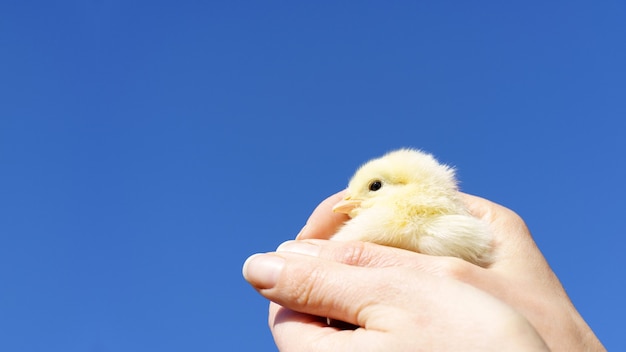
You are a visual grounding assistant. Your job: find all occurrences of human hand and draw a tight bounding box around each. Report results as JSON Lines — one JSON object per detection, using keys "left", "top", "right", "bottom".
{"left": 243, "top": 240, "right": 548, "bottom": 351}
{"left": 282, "top": 191, "right": 605, "bottom": 351}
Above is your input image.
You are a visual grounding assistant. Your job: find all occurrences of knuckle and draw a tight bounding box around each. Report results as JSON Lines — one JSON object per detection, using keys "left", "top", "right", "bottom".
{"left": 288, "top": 263, "right": 329, "bottom": 307}
{"left": 435, "top": 257, "right": 472, "bottom": 279}
{"left": 336, "top": 241, "right": 370, "bottom": 266}
{"left": 333, "top": 241, "right": 406, "bottom": 268}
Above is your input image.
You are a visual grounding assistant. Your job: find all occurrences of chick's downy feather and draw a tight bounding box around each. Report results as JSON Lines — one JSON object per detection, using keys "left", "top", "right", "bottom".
{"left": 332, "top": 149, "right": 493, "bottom": 266}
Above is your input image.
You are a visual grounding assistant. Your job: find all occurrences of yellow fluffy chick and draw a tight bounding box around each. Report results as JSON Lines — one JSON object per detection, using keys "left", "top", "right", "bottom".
{"left": 332, "top": 148, "right": 493, "bottom": 267}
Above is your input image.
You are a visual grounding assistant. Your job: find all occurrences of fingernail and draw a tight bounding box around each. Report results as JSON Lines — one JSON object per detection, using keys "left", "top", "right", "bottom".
{"left": 277, "top": 240, "right": 320, "bottom": 257}
{"left": 295, "top": 224, "right": 307, "bottom": 239}
{"left": 242, "top": 254, "right": 285, "bottom": 289}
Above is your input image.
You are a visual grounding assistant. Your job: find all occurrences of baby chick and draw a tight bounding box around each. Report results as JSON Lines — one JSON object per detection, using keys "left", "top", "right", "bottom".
{"left": 332, "top": 148, "right": 493, "bottom": 267}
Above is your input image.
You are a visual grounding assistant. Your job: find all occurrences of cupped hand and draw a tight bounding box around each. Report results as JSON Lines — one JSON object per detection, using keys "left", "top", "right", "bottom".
{"left": 243, "top": 241, "right": 548, "bottom": 351}
{"left": 243, "top": 191, "right": 605, "bottom": 351}
{"left": 289, "top": 191, "right": 604, "bottom": 351}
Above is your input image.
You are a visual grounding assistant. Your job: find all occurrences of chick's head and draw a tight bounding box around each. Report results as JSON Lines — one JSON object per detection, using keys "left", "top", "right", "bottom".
{"left": 333, "top": 149, "right": 459, "bottom": 218}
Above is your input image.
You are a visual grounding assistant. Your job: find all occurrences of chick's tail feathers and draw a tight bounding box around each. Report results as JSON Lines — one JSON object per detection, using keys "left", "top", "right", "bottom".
{"left": 420, "top": 214, "right": 494, "bottom": 267}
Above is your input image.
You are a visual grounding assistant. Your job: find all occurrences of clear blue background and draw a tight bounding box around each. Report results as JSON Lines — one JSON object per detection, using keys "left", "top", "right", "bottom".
{"left": 1, "top": 1, "right": 624, "bottom": 351}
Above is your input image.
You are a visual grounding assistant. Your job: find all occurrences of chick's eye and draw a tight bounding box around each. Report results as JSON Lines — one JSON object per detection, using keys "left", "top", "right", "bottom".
{"left": 369, "top": 180, "right": 382, "bottom": 192}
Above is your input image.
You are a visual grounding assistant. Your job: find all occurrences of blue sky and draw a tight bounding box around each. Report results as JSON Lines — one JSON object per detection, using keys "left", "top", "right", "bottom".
{"left": 1, "top": 1, "right": 624, "bottom": 351}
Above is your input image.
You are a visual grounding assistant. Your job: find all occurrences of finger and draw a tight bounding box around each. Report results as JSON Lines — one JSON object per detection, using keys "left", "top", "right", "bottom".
{"left": 268, "top": 303, "right": 338, "bottom": 351}
{"left": 458, "top": 193, "right": 546, "bottom": 269}
{"left": 459, "top": 192, "right": 533, "bottom": 244}
{"left": 458, "top": 192, "right": 525, "bottom": 233}
{"left": 269, "top": 302, "right": 327, "bottom": 329}
{"left": 269, "top": 302, "right": 383, "bottom": 352}
{"left": 242, "top": 251, "right": 397, "bottom": 329}
{"left": 277, "top": 239, "right": 486, "bottom": 285}
{"left": 281, "top": 238, "right": 424, "bottom": 268}
{"left": 297, "top": 190, "right": 349, "bottom": 240}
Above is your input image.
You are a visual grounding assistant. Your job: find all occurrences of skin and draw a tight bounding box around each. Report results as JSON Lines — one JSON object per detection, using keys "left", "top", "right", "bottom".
{"left": 242, "top": 191, "right": 605, "bottom": 351}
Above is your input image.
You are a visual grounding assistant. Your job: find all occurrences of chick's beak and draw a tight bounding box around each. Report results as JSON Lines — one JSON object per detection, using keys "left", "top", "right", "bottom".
{"left": 332, "top": 195, "right": 361, "bottom": 215}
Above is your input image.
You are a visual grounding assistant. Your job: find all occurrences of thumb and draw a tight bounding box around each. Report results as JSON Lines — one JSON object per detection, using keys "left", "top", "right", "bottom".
{"left": 242, "top": 251, "right": 392, "bottom": 328}
{"left": 297, "top": 190, "right": 349, "bottom": 240}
